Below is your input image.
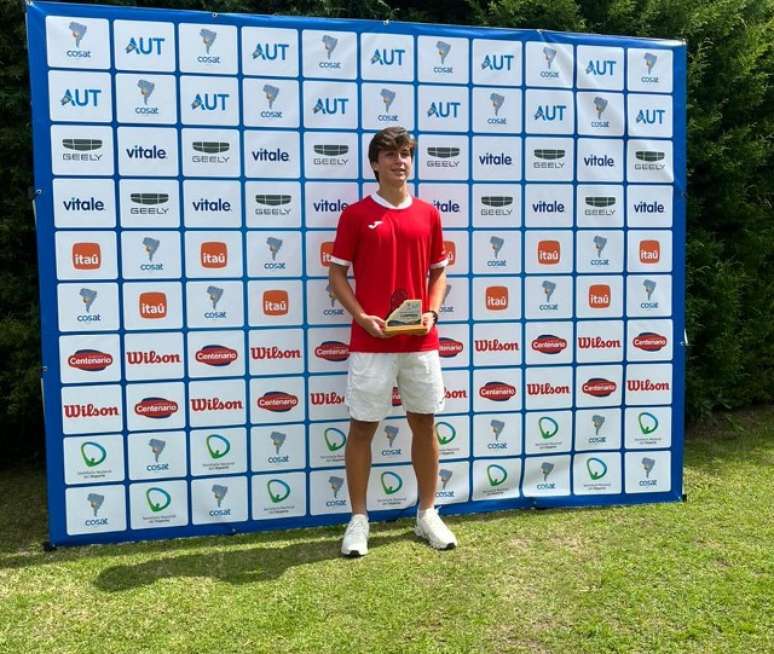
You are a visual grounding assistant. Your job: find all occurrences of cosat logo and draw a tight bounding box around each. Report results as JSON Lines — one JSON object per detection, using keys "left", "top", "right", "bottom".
{"left": 642, "top": 279, "right": 658, "bottom": 309}
{"left": 315, "top": 340, "right": 350, "bottom": 362}
{"left": 640, "top": 457, "right": 657, "bottom": 485}
{"left": 633, "top": 332, "right": 667, "bottom": 352}
{"left": 324, "top": 427, "right": 347, "bottom": 452}
{"left": 639, "top": 240, "right": 661, "bottom": 264}
{"left": 378, "top": 88, "right": 398, "bottom": 123}
{"left": 71, "top": 242, "right": 101, "bottom": 270}
{"left": 60, "top": 87, "right": 102, "bottom": 109}
{"left": 265, "top": 237, "right": 285, "bottom": 269}
{"left": 591, "top": 414, "right": 606, "bottom": 443}
{"left": 381, "top": 424, "right": 400, "bottom": 455}
{"left": 538, "top": 461, "right": 555, "bottom": 489}
{"left": 538, "top": 416, "right": 559, "bottom": 440}
{"left": 486, "top": 463, "right": 507, "bottom": 487}
{"left": 77, "top": 288, "right": 99, "bottom": 320}
{"left": 537, "top": 240, "right": 561, "bottom": 265}
{"left": 588, "top": 284, "right": 611, "bottom": 309}
{"left": 145, "top": 486, "right": 172, "bottom": 512}
{"left": 136, "top": 79, "right": 157, "bottom": 114}
{"left": 586, "top": 457, "right": 608, "bottom": 480}
{"left": 67, "top": 21, "right": 89, "bottom": 56}
{"left": 148, "top": 438, "right": 167, "bottom": 467}
{"left": 426, "top": 146, "right": 460, "bottom": 168}
{"left": 437, "top": 469, "right": 454, "bottom": 496}
{"left": 591, "top": 97, "right": 610, "bottom": 128}
{"left": 486, "top": 235, "right": 506, "bottom": 267}
{"left": 638, "top": 411, "right": 659, "bottom": 435}
{"left": 433, "top": 41, "right": 453, "bottom": 73}
{"left": 61, "top": 138, "right": 103, "bottom": 162}
{"left": 584, "top": 195, "right": 616, "bottom": 217}
{"left": 320, "top": 35, "right": 339, "bottom": 67}
{"left": 200, "top": 241, "right": 228, "bottom": 269}
{"left": 541, "top": 47, "right": 559, "bottom": 79}
{"left": 641, "top": 52, "right": 660, "bottom": 84}
{"left": 479, "top": 381, "right": 517, "bottom": 402}
{"left": 591, "top": 235, "right": 609, "bottom": 265}
{"left": 269, "top": 431, "right": 287, "bottom": 462}
{"left": 540, "top": 280, "right": 557, "bottom": 310}
{"left": 211, "top": 484, "right": 230, "bottom": 516}
{"left": 489, "top": 419, "right": 506, "bottom": 449}
{"left": 434, "top": 421, "right": 456, "bottom": 446}
{"left": 68, "top": 349, "right": 113, "bottom": 372}
{"left": 134, "top": 397, "right": 178, "bottom": 419}
{"left": 80, "top": 441, "right": 107, "bottom": 467}
{"left": 439, "top": 283, "right": 453, "bottom": 314}
{"left": 261, "top": 84, "right": 281, "bottom": 118}
{"left": 198, "top": 29, "right": 220, "bottom": 63}
{"left": 131, "top": 192, "right": 169, "bottom": 216}
{"left": 262, "top": 289, "right": 289, "bottom": 316}
{"left": 206, "top": 433, "right": 231, "bottom": 459}
{"left": 257, "top": 391, "right": 299, "bottom": 412}
{"left": 380, "top": 471, "right": 403, "bottom": 495}
{"left": 533, "top": 148, "right": 565, "bottom": 169}
{"left": 438, "top": 337, "right": 464, "bottom": 358}
{"left": 86, "top": 492, "right": 104, "bottom": 518}
{"left": 531, "top": 334, "right": 567, "bottom": 355}
{"left": 253, "top": 41, "right": 289, "bottom": 62}
{"left": 139, "top": 291, "right": 167, "bottom": 319}
{"left": 328, "top": 476, "right": 346, "bottom": 506}
{"left": 485, "top": 285, "right": 509, "bottom": 311}
{"left": 267, "top": 479, "right": 291, "bottom": 503}
{"left": 324, "top": 283, "right": 344, "bottom": 316}
{"left": 140, "top": 236, "right": 162, "bottom": 271}
{"left": 582, "top": 378, "right": 617, "bottom": 397}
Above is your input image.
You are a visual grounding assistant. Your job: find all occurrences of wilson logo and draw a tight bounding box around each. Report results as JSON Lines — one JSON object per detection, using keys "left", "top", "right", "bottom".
{"left": 639, "top": 240, "right": 661, "bottom": 263}
{"left": 578, "top": 336, "right": 621, "bottom": 349}
{"left": 588, "top": 284, "right": 611, "bottom": 308}
{"left": 190, "top": 397, "right": 243, "bottom": 412}
{"left": 479, "top": 381, "right": 517, "bottom": 401}
{"left": 526, "top": 382, "right": 571, "bottom": 395}
{"left": 257, "top": 391, "right": 299, "bottom": 412}
{"left": 320, "top": 241, "right": 334, "bottom": 267}
{"left": 200, "top": 241, "right": 228, "bottom": 268}
{"left": 633, "top": 332, "right": 667, "bottom": 351}
{"left": 195, "top": 345, "right": 238, "bottom": 366}
{"left": 134, "top": 397, "right": 179, "bottom": 419}
{"left": 627, "top": 379, "right": 670, "bottom": 392}
{"left": 531, "top": 335, "right": 567, "bottom": 354}
{"left": 63, "top": 403, "right": 119, "bottom": 418}
{"left": 582, "top": 378, "right": 617, "bottom": 397}
{"left": 251, "top": 345, "right": 301, "bottom": 360}
{"left": 68, "top": 349, "right": 113, "bottom": 371}
{"left": 443, "top": 241, "right": 457, "bottom": 266}
{"left": 485, "top": 286, "right": 509, "bottom": 311}
{"left": 314, "top": 341, "right": 350, "bottom": 361}
{"left": 310, "top": 391, "right": 345, "bottom": 405}
{"left": 126, "top": 350, "right": 181, "bottom": 365}
{"left": 262, "top": 290, "right": 288, "bottom": 316}
{"left": 474, "top": 338, "right": 518, "bottom": 352}
{"left": 438, "top": 337, "right": 464, "bottom": 358}
{"left": 72, "top": 242, "right": 101, "bottom": 270}
{"left": 537, "top": 240, "right": 560, "bottom": 265}
{"left": 139, "top": 292, "right": 167, "bottom": 319}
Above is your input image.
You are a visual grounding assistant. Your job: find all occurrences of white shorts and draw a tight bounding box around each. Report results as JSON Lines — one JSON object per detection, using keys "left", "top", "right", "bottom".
{"left": 345, "top": 351, "right": 446, "bottom": 422}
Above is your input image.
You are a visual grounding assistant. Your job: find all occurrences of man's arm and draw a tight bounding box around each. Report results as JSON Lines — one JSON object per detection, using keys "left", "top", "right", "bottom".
{"left": 328, "top": 263, "right": 390, "bottom": 339}
{"left": 420, "top": 266, "right": 447, "bottom": 335}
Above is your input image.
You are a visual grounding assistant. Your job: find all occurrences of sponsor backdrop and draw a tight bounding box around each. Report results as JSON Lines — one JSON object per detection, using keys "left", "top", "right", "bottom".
{"left": 26, "top": 1, "right": 686, "bottom": 546}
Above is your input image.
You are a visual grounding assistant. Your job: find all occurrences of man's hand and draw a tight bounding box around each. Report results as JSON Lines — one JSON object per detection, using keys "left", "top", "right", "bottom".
{"left": 357, "top": 314, "right": 392, "bottom": 338}
{"left": 419, "top": 312, "right": 436, "bottom": 336}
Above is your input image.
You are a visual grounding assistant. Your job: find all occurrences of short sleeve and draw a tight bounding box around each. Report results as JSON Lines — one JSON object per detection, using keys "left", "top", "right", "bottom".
{"left": 331, "top": 206, "right": 358, "bottom": 267}
{"left": 429, "top": 207, "right": 448, "bottom": 269}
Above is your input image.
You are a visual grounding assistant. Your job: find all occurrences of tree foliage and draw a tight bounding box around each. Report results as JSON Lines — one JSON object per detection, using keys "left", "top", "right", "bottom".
{"left": 0, "top": 0, "right": 771, "bottom": 464}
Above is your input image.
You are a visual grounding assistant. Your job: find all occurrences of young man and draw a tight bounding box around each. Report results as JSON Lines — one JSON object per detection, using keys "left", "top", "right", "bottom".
{"left": 328, "top": 126, "right": 458, "bottom": 557}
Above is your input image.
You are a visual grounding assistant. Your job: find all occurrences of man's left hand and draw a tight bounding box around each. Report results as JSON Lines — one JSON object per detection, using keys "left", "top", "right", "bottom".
{"left": 419, "top": 312, "right": 436, "bottom": 336}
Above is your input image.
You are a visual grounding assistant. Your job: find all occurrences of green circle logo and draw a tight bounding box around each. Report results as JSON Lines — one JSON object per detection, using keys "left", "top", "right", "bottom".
{"left": 487, "top": 464, "right": 508, "bottom": 487}
{"left": 538, "top": 416, "right": 559, "bottom": 439}
{"left": 80, "top": 441, "right": 107, "bottom": 467}
{"left": 206, "top": 434, "right": 231, "bottom": 459}
{"left": 145, "top": 487, "right": 171, "bottom": 513}
{"left": 267, "top": 479, "right": 291, "bottom": 503}
{"left": 324, "top": 427, "right": 347, "bottom": 452}
{"left": 380, "top": 471, "right": 403, "bottom": 495}
{"left": 435, "top": 421, "right": 456, "bottom": 445}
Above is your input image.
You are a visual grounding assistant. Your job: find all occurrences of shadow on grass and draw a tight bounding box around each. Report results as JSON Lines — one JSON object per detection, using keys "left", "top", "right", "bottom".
{"left": 93, "top": 531, "right": 408, "bottom": 590}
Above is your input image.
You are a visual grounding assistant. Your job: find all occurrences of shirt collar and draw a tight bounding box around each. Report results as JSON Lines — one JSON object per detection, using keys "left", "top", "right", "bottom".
{"left": 370, "top": 192, "right": 413, "bottom": 210}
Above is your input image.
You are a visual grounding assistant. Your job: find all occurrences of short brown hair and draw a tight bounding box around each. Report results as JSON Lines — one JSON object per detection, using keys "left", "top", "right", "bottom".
{"left": 368, "top": 127, "right": 416, "bottom": 180}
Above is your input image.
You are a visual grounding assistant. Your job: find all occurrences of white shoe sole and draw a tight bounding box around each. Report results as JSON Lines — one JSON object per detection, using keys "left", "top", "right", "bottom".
{"left": 414, "top": 525, "right": 457, "bottom": 550}
{"left": 341, "top": 547, "right": 367, "bottom": 558}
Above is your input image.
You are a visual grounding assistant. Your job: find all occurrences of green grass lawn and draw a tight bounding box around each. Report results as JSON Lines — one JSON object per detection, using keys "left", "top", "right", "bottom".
{"left": 1, "top": 408, "right": 772, "bottom": 654}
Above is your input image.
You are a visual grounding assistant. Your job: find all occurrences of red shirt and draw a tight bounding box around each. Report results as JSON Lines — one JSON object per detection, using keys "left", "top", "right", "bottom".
{"left": 331, "top": 194, "right": 447, "bottom": 353}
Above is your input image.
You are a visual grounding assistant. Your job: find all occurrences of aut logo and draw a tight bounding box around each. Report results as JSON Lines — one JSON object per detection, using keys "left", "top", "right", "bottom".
{"left": 582, "top": 378, "right": 617, "bottom": 397}
{"left": 633, "top": 332, "right": 667, "bottom": 352}
{"left": 314, "top": 341, "right": 349, "bottom": 362}
{"left": 481, "top": 53, "right": 513, "bottom": 71}
{"left": 427, "top": 101, "right": 461, "bottom": 119}
{"left": 134, "top": 396, "right": 178, "bottom": 419}
{"left": 636, "top": 108, "right": 666, "bottom": 126}
{"left": 125, "top": 35, "right": 165, "bottom": 56}
{"left": 267, "top": 479, "right": 291, "bottom": 503}
{"left": 262, "top": 289, "right": 288, "bottom": 316}
{"left": 312, "top": 97, "right": 349, "bottom": 115}
{"left": 257, "top": 391, "right": 299, "bottom": 412}
{"left": 479, "top": 381, "right": 517, "bottom": 401}
{"left": 533, "top": 104, "right": 567, "bottom": 122}
{"left": 639, "top": 240, "right": 661, "bottom": 263}
{"left": 588, "top": 284, "right": 611, "bottom": 309}
{"left": 191, "top": 92, "right": 229, "bottom": 112}
{"left": 370, "top": 48, "right": 406, "bottom": 66}
{"left": 320, "top": 241, "right": 335, "bottom": 267}
{"left": 585, "top": 59, "right": 617, "bottom": 76}
{"left": 60, "top": 88, "right": 102, "bottom": 108}
{"left": 537, "top": 240, "right": 560, "bottom": 265}
{"left": 200, "top": 241, "right": 228, "bottom": 268}
{"left": 380, "top": 471, "right": 403, "bottom": 495}
{"left": 485, "top": 286, "right": 509, "bottom": 311}
{"left": 68, "top": 349, "right": 114, "bottom": 372}
{"left": 253, "top": 42, "right": 289, "bottom": 61}
{"left": 438, "top": 337, "right": 464, "bottom": 358}
{"left": 139, "top": 292, "right": 167, "bottom": 319}
{"left": 72, "top": 242, "right": 101, "bottom": 270}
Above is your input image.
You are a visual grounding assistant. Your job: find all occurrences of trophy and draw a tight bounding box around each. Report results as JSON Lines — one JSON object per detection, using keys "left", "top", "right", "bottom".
{"left": 383, "top": 289, "right": 427, "bottom": 336}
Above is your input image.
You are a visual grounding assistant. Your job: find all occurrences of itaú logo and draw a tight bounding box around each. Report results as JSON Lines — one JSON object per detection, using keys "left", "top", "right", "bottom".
{"left": 485, "top": 286, "right": 509, "bottom": 311}
{"left": 262, "top": 290, "right": 288, "bottom": 316}
{"left": 479, "top": 381, "right": 516, "bottom": 401}
{"left": 537, "top": 240, "right": 560, "bottom": 265}
{"left": 639, "top": 240, "right": 661, "bottom": 264}
{"left": 195, "top": 344, "right": 238, "bottom": 366}
{"left": 68, "top": 349, "right": 113, "bottom": 371}
{"left": 581, "top": 378, "right": 617, "bottom": 397}
{"left": 134, "top": 397, "right": 178, "bottom": 418}
{"left": 72, "top": 242, "right": 101, "bottom": 270}
{"left": 200, "top": 242, "right": 228, "bottom": 268}
{"left": 139, "top": 292, "right": 167, "bottom": 319}
{"left": 314, "top": 341, "right": 349, "bottom": 361}
{"left": 257, "top": 391, "right": 299, "bottom": 412}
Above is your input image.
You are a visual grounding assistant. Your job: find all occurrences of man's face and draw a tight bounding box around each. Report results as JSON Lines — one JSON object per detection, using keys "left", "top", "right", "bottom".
{"left": 372, "top": 145, "right": 413, "bottom": 185}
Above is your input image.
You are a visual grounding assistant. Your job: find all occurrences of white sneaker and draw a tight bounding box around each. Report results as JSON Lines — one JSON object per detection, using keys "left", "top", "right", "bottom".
{"left": 341, "top": 514, "right": 369, "bottom": 557}
{"left": 415, "top": 508, "right": 458, "bottom": 550}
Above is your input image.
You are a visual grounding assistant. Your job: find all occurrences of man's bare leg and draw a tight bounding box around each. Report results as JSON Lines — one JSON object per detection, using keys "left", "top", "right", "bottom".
{"left": 345, "top": 418, "right": 380, "bottom": 515}
{"left": 407, "top": 411, "right": 439, "bottom": 510}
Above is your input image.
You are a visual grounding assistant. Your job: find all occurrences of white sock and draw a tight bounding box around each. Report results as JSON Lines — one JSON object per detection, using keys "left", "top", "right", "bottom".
{"left": 417, "top": 507, "right": 435, "bottom": 519}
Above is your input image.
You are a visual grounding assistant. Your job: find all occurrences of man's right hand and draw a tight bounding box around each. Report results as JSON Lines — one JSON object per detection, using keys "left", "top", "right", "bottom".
{"left": 356, "top": 314, "right": 392, "bottom": 339}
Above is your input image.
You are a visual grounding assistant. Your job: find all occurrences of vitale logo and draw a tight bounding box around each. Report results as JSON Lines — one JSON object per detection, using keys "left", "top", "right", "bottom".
{"left": 72, "top": 242, "right": 101, "bottom": 270}
{"left": 125, "top": 143, "right": 168, "bottom": 161}
{"left": 62, "top": 194, "right": 105, "bottom": 213}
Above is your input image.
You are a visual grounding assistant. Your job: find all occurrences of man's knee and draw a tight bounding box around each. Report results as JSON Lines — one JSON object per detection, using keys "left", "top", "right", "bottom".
{"left": 349, "top": 418, "right": 379, "bottom": 440}
{"left": 407, "top": 412, "right": 435, "bottom": 436}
